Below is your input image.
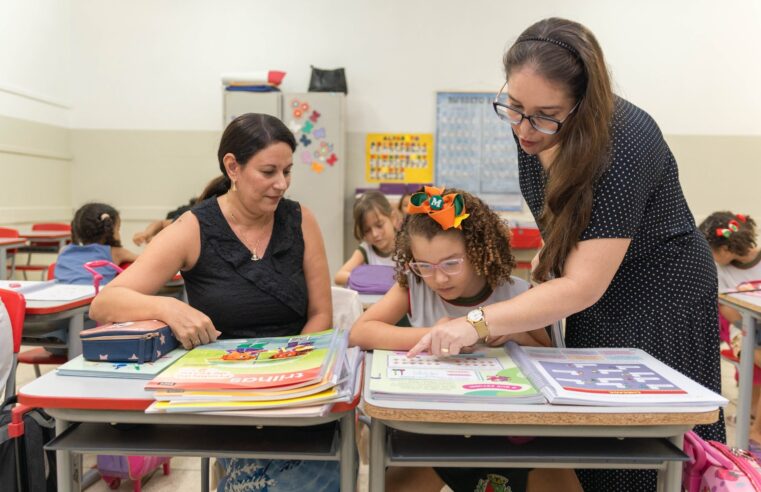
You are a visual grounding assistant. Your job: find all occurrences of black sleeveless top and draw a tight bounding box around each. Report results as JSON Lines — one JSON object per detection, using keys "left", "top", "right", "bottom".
{"left": 182, "top": 197, "right": 308, "bottom": 339}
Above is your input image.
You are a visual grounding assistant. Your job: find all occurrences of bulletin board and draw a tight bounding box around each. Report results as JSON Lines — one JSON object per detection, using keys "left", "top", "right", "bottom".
{"left": 435, "top": 92, "right": 522, "bottom": 211}
{"left": 365, "top": 133, "right": 434, "bottom": 183}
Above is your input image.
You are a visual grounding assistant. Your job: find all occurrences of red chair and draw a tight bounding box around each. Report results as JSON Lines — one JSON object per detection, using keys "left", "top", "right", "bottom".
{"left": 0, "top": 288, "right": 25, "bottom": 398}
{"left": 510, "top": 226, "right": 542, "bottom": 272}
{"left": 0, "top": 227, "right": 22, "bottom": 278}
{"left": 15, "top": 263, "right": 67, "bottom": 377}
{"left": 17, "top": 223, "right": 72, "bottom": 280}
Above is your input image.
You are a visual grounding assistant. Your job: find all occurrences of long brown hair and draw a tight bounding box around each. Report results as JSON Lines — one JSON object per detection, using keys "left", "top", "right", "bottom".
{"left": 503, "top": 18, "right": 614, "bottom": 282}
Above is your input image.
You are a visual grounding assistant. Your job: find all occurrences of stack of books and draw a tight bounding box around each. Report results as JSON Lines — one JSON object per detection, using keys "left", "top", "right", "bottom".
{"left": 143, "top": 329, "right": 361, "bottom": 416}
{"left": 368, "top": 342, "right": 727, "bottom": 409}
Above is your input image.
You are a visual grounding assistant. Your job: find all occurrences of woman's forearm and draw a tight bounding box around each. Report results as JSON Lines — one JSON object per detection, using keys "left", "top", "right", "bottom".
{"left": 89, "top": 287, "right": 176, "bottom": 324}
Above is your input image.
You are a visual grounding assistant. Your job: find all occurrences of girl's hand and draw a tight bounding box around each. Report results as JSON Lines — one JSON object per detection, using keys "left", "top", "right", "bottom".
{"left": 162, "top": 300, "right": 222, "bottom": 349}
{"left": 407, "top": 317, "right": 479, "bottom": 357}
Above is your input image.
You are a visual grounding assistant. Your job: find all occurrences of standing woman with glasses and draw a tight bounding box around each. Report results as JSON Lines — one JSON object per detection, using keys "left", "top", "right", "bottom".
{"left": 409, "top": 17, "right": 724, "bottom": 491}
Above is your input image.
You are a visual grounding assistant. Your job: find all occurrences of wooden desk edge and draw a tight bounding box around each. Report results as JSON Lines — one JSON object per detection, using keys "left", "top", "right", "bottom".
{"left": 363, "top": 401, "right": 719, "bottom": 426}
{"left": 719, "top": 293, "right": 761, "bottom": 314}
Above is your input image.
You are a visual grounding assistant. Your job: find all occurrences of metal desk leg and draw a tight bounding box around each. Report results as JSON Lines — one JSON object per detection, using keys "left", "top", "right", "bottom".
{"left": 369, "top": 419, "right": 386, "bottom": 492}
{"left": 657, "top": 433, "right": 684, "bottom": 492}
{"left": 0, "top": 250, "right": 7, "bottom": 280}
{"left": 340, "top": 412, "right": 357, "bottom": 492}
{"left": 737, "top": 312, "right": 757, "bottom": 450}
{"left": 201, "top": 457, "right": 210, "bottom": 492}
{"left": 56, "top": 417, "right": 81, "bottom": 492}
{"left": 66, "top": 313, "right": 85, "bottom": 358}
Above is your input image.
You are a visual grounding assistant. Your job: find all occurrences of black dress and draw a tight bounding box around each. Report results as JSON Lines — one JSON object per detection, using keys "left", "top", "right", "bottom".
{"left": 183, "top": 196, "right": 308, "bottom": 339}
{"left": 518, "top": 97, "right": 725, "bottom": 492}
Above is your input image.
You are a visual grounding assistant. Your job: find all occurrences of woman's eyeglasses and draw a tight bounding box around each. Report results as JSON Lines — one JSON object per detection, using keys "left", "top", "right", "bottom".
{"left": 492, "top": 81, "right": 579, "bottom": 135}
{"left": 408, "top": 257, "right": 465, "bottom": 277}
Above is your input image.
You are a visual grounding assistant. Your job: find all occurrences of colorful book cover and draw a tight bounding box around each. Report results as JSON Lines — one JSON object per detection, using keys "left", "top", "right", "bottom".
{"left": 57, "top": 349, "right": 187, "bottom": 379}
{"left": 145, "top": 329, "right": 341, "bottom": 391}
{"left": 369, "top": 348, "right": 544, "bottom": 404}
{"left": 145, "top": 386, "right": 342, "bottom": 413}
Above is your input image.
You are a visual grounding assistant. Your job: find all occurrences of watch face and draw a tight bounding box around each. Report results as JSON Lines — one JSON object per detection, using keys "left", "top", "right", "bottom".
{"left": 467, "top": 309, "right": 483, "bottom": 323}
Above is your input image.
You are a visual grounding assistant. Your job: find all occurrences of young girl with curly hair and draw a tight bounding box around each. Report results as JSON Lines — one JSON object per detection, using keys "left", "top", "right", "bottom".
{"left": 350, "top": 186, "right": 560, "bottom": 492}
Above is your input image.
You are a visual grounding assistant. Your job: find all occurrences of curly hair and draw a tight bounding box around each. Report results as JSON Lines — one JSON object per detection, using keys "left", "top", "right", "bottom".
{"left": 71, "top": 202, "right": 123, "bottom": 247}
{"left": 698, "top": 211, "right": 756, "bottom": 256}
{"left": 394, "top": 188, "right": 516, "bottom": 289}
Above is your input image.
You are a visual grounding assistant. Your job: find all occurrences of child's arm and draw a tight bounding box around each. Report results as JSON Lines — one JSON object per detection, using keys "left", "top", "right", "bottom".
{"left": 111, "top": 246, "right": 139, "bottom": 265}
{"left": 133, "top": 219, "right": 169, "bottom": 246}
{"left": 334, "top": 249, "right": 366, "bottom": 286}
{"left": 349, "top": 284, "right": 430, "bottom": 350}
{"left": 299, "top": 206, "right": 332, "bottom": 334}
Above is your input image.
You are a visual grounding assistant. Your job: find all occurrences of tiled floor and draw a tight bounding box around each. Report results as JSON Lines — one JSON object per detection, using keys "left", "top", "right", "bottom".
{"left": 13, "top": 346, "right": 739, "bottom": 491}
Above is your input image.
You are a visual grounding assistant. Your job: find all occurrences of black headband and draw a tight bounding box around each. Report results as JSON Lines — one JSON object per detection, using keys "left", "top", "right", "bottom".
{"left": 517, "top": 36, "right": 580, "bottom": 59}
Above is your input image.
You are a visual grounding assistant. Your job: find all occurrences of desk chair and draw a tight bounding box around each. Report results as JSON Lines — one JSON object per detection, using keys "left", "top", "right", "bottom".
{"left": 17, "top": 223, "right": 71, "bottom": 280}
{"left": 16, "top": 263, "right": 68, "bottom": 377}
{"left": 0, "top": 227, "right": 21, "bottom": 279}
{"left": 0, "top": 288, "right": 26, "bottom": 399}
{"left": 510, "top": 226, "right": 542, "bottom": 279}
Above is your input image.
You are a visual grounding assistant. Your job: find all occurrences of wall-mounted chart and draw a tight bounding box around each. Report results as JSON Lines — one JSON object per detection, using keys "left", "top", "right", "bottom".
{"left": 436, "top": 92, "right": 522, "bottom": 211}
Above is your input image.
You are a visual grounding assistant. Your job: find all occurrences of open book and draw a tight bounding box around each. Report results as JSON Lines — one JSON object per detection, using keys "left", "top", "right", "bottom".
{"left": 369, "top": 347, "right": 545, "bottom": 404}
{"left": 506, "top": 342, "right": 727, "bottom": 407}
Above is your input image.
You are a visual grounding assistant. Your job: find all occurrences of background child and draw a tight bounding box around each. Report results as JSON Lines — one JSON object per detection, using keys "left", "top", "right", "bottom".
{"left": 55, "top": 202, "right": 138, "bottom": 285}
{"left": 350, "top": 186, "right": 573, "bottom": 492}
{"left": 334, "top": 190, "right": 397, "bottom": 286}
{"left": 132, "top": 197, "right": 197, "bottom": 246}
{"left": 699, "top": 211, "right": 761, "bottom": 444}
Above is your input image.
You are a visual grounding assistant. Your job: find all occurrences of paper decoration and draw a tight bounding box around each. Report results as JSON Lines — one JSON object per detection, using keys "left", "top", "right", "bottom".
{"left": 290, "top": 100, "right": 339, "bottom": 175}
{"left": 313, "top": 127, "right": 326, "bottom": 139}
{"left": 299, "top": 134, "right": 312, "bottom": 147}
{"left": 301, "top": 121, "right": 314, "bottom": 134}
{"left": 311, "top": 162, "right": 325, "bottom": 173}
{"left": 301, "top": 151, "right": 312, "bottom": 164}
{"left": 288, "top": 120, "right": 302, "bottom": 134}
{"left": 326, "top": 154, "right": 338, "bottom": 166}
{"left": 310, "top": 111, "right": 321, "bottom": 123}
{"left": 365, "top": 133, "right": 433, "bottom": 183}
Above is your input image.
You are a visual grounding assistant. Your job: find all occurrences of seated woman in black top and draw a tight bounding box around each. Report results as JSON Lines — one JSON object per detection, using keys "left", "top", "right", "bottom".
{"left": 90, "top": 113, "right": 337, "bottom": 491}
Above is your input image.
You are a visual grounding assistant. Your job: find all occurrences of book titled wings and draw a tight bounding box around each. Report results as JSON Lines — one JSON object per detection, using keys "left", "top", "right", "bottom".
{"left": 145, "top": 329, "right": 344, "bottom": 391}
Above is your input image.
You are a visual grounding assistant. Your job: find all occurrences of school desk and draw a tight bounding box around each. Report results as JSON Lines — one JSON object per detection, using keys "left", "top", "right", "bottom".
{"left": 24, "top": 291, "right": 96, "bottom": 358}
{"left": 362, "top": 355, "right": 718, "bottom": 492}
{"left": 19, "top": 368, "right": 361, "bottom": 492}
{"left": 0, "top": 237, "right": 27, "bottom": 280}
{"left": 16, "top": 230, "right": 71, "bottom": 251}
{"left": 719, "top": 292, "right": 761, "bottom": 450}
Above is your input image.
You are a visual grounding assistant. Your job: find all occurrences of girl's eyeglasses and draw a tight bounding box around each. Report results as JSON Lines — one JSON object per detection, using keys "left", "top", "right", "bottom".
{"left": 408, "top": 257, "right": 465, "bottom": 277}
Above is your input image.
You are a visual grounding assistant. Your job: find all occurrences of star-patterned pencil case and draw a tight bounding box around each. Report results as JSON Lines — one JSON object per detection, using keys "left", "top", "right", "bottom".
{"left": 80, "top": 320, "right": 178, "bottom": 363}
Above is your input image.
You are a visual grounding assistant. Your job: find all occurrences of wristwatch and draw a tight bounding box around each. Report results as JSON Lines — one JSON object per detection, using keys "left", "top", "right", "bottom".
{"left": 466, "top": 307, "right": 490, "bottom": 343}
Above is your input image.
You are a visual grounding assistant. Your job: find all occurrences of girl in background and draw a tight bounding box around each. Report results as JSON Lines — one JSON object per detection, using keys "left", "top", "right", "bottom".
{"left": 699, "top": 211, "right": 761, "bottom": 444}
{"left": 350, "top": 186, "right": 570, "bottom": 492}
{"left": 55, "top": 202, "right": 138, "bottom": 285}
{"left": 335, "top": 190, "right": 398, "bottom": 286}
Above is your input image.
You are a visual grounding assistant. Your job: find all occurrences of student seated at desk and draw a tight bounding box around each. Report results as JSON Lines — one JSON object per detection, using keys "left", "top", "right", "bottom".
{"left": 132, "top": 197, "right": 198, "bottom": 246}
{"left": 335, "top": 190, "right": 398, "bottom": 286}
{"left": 90, "top": 113, "right": 339, "bottom": 492}
{"left": 55, "top": 202, "right": 138, "bottom": 284}
{"left": 350, "top": 186, "right": 575, "bottom": 492}
{"left": 699, "top": 211, "right": 761, "bottom": 442}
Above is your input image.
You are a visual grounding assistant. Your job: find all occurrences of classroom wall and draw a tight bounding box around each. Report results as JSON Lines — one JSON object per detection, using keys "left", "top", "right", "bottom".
{"left": 0, "top": 0, "right": 72, "bottom": 226}
{"left": 3, "top": 0, "right": 760, "bottom": 267}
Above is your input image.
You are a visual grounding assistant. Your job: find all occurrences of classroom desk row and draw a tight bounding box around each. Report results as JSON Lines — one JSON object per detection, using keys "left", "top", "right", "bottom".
{"left": 0, "top": 231, "right": 72, "bottom": 280}
{"left": 17, "top": 353, "right": 720, "bottom": 492}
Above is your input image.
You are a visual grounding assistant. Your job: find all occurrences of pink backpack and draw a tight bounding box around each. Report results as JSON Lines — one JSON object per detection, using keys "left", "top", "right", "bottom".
{"left": 97, "top": 455, "right": 171, "bottom": 492}
{"left": 683, "top": 430, "right": 761, "bottom": 491}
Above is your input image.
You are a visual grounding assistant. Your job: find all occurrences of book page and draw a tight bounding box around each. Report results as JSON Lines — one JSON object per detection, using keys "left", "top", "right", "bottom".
{"left": 507, "top": 343, "right": 727, "bottom": 407}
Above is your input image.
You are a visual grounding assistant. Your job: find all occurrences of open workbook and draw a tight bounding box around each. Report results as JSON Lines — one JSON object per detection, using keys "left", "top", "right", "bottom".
{"left": 369, "top": 343, "right": 727, "bottom": 407}
{"left": 506, "top": 342, "right": 727, "bottom": 407}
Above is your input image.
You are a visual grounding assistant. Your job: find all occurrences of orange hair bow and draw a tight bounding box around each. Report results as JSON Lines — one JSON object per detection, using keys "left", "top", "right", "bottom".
{"left": 406, "top": 186, "right": 469, "bottom": 230}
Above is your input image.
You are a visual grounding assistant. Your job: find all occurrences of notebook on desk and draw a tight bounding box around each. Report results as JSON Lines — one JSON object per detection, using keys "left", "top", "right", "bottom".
{"left": 0, "top": 280, "right": 95, "bottom": 301}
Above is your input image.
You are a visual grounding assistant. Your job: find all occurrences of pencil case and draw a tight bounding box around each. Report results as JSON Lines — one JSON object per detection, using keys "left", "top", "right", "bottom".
{"left": 80, "top": 320, "right": 178, "bottom": 363}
